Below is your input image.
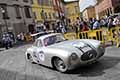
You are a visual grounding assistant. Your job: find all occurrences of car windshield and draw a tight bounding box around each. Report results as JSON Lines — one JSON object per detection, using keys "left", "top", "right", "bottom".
{"left": 44, "top": 34, "right": 66, "bottom": 46}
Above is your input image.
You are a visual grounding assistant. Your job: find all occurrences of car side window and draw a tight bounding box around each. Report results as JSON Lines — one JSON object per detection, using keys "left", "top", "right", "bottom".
{"left": 33, "top": 39, "right": 43, "bottom": 47}
{"left": 37, "top": 40, "right": 43, "bottom": 47}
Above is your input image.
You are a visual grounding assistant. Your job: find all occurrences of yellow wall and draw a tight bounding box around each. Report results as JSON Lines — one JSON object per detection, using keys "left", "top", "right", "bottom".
{"left": 32, "top": 0, "right": 56, "bottom": 23}
{"left": 65, "top": 1, "right": 80, "bottom": 23}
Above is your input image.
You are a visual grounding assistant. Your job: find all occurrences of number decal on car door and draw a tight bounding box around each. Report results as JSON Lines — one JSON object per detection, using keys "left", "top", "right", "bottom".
{"left": 38, "top": 51, "right": 45, "bottom": 61}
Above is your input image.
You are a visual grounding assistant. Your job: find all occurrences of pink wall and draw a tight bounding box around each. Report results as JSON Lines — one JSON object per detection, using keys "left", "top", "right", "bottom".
{"left": 95, "top": 0, "right": 112, "bottom": 13}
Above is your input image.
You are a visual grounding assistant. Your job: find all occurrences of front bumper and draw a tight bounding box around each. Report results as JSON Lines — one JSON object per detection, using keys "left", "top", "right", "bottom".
{"left": 67, "top": 59, "right": 97, "bottom": 70}
{"left": 96, "top": 45, "right": 105, "bottom": 59}
{"left": 67, "top": 47, "right": 105, "bottom": 70}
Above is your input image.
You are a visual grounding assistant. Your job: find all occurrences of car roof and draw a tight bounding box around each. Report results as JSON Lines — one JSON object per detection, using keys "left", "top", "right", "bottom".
{"left": 37, "top": 33, "right": 62, "bottom": 40}
{"left": 31, "top": 32, "right": 46, "bottom": 37}
{"left": 31, "top": 30, "right": 54, "bottom": 37}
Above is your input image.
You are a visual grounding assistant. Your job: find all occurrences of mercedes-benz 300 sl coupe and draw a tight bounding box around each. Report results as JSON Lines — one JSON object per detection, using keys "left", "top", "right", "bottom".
{"left": 25, "top": 33, "right": 105, "bottom": 72}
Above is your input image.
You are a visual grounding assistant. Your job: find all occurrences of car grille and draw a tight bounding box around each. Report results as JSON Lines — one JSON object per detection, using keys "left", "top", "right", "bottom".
{"left": 81, "top": 50, "right": 97, "bottom": 61}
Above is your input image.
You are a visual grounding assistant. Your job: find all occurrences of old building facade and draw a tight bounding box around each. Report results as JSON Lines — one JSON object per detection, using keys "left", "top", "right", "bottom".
{"left": 32, "top": 0, "right": 56, "bottom": 24}
{"left": 0, "top": 0, "right": 34, "bottom": 37}
{"left": 82, "top": 6, "right": 96, "bottom": 21}
{"left": 65, "top": 0, "right": 80, "bottom": 23}
{"left": 52, "top": 0, "right": 65, "bottom": 19}
{"left": 32, "top": 0, "right": 65, "bottom": 30}
{"left": 95, "top": 0, "right": 120, "bottom": 19}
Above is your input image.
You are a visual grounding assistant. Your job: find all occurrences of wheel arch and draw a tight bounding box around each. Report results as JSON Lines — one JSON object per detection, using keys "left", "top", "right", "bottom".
{"left": 51, "top": 56, "right": 60, "bottom": 68}
{"left": 26, "top": 53, "right": 31, "bottom": 60}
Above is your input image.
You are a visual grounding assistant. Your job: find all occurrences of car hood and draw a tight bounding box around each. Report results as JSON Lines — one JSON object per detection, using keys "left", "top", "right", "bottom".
{"left": 48, "top": 39, "right": 101, "bottom": 51}
{"left": 47, "top": 39, "right": 87, "bottom": 52}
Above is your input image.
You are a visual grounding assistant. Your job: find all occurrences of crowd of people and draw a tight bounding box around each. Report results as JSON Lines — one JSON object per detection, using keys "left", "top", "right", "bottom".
{"left": 36, "top": 20, "right": 68, "bottom": 34}
{"left": 1, "top": 32, "right": 15, "bottom": 49}
{"left": 36, "top": 15, "right": 120, "bottom": 34}
{"left": 72, "top": 15, "right": 120, "bottom": 33}
{"left": 0, "top": 32, "right": 32, "bottom": 49}
{"left": 1, "top": 14, "right": 120, "bottom": 49}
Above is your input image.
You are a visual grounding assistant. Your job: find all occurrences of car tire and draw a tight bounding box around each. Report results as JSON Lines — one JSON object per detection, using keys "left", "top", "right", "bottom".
{"left": 27, "top": 54, "right": 34, "bottom": 63}
{"left": 53, "top": 57, "right": 67, "bottom": 72}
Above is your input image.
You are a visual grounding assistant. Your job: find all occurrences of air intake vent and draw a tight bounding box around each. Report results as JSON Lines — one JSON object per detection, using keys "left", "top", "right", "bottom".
{"left": 81, "top": 50, "right": 97, "bottom": 61}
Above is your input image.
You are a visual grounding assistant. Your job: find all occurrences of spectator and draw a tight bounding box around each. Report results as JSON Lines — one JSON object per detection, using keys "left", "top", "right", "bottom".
{"left": 2, "top": 33, "right": 13, "bottom": 49}
{"left": 89, "top": 18, "right": 94, "bottom": 30}
{"left": 60, "top": 22, "right": 66, "bottom": 34}
{"left": 16, "top": 32, "right": 25, "bottom": 45}
{"left": 107, "top": 18, "right": 115, "bottom": 30}
{"left": 76, "top": 17, "right": 81, "bottom": 26}
{"left": 75, "top": 17, "right": 81, "bottom": 32}
{"left": 93, "top": 20, "right": 101, "bottom": 30}
{"left": 25, "top": 32, "right": 32, "bottom": 42}
{"left": 39, "top": 23, "right": 46, "bottom": 32}
{"left": 56, "top": 22, "right": 61, "bottom": 33}
{"left": 52, "top": 23, "right": 56, "bottom": 33}
{"left": 113, "top": 16, "right": 120, "bottom": 26}
{"left": 82, "top": 21, "right": 89, "bottom": 31}
{"left": 8, "top": 32, "right": 15, "bottom": 42}
{"left": 17, "top": 33, "right": 21, "bottom": 41}
{"left": 44, "top": 22, "right": 49, "bottom": 30}
{"left": 100, "top": 18, "right": 106, "bottom": 27}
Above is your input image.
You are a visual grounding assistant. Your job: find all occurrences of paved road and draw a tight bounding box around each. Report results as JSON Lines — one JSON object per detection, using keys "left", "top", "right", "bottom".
{"left": 0, "top": 44, "right": 120, "bottom": 80}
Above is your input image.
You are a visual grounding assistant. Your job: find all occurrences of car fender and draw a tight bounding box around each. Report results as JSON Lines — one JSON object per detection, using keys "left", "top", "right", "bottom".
{"left": 42, "top": 48, "right": 72, "bottom": 67}
{"left": 25, "top": 47, "right": 38, "bottom": 63}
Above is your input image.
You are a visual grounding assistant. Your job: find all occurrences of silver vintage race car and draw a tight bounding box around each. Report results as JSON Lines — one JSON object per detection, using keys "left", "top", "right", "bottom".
{"left": 25, "top": 33, "right": 105, "bottom": 72}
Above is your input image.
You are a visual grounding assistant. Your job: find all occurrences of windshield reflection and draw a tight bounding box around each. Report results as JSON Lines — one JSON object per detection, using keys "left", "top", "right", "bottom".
{"left": 44, "top": 34, "right": 66, "bottom": 46}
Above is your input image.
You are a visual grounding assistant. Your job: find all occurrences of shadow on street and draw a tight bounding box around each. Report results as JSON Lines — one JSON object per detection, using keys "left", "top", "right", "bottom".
{"left": 29, "top": 55, "right": 120, "bottom": 77}
{"left": 0, "top": 55, "right": 120, "bottom": 80}
{"left": 66, "top": 56, "right": 120, "bottom": 77}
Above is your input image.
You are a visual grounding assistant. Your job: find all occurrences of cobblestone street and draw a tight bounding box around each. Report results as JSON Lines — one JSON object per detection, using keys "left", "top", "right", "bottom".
{"left": 0, "top": 44, "right": 120, "bottom": 80}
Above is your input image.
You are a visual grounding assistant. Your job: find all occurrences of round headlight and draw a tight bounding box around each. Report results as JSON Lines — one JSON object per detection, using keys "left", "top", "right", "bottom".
{"left": 70, "top": 53, "right": 78, "bottom": 61}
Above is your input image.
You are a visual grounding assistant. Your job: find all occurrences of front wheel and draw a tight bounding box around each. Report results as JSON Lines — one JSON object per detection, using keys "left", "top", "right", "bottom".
{"left": 53, "top": 58, "right": 68, "bottom": 72}
{"left": 27, "top": 54, "right": 34, "bottom": 63}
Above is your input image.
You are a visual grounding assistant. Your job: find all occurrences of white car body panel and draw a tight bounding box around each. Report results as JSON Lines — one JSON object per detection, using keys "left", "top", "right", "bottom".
{"left": 25, "top": 33, "right": 105, "bottom": 70}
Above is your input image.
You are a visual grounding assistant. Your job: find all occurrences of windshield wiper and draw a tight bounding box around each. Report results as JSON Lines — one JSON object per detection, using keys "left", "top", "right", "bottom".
{"left": 56, "top": 41, "right": 62, "bottom": 43}
{"left": 56, "top": 39, "right": 67, "bottom": 43}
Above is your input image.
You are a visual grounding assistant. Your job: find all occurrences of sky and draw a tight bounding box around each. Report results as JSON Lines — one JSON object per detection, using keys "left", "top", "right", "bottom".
{"left": 64, "top": 0, "right": 97, "bottom": 12}
{"left": 79, "top": 0, "right": 97, "bottom": 12}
